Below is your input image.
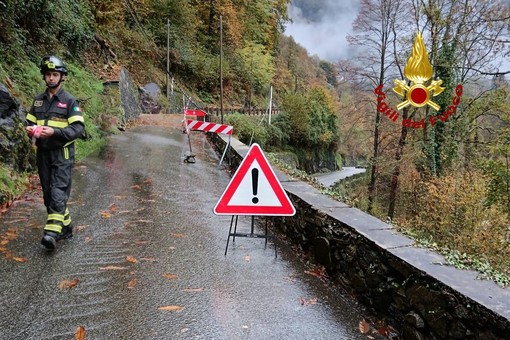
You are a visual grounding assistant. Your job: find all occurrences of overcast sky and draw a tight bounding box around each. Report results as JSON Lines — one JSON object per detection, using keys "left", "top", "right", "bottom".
{"left": 284, "top": 0, "right": 360, "bottom": 62}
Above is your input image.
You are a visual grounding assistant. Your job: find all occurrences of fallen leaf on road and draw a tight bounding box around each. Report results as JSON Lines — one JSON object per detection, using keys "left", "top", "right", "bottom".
{"left": 171, "top": 233, "right": 187, "bottom": 238}
{"left": 99, "top": 265, "right": 127, "bottom": 270}
{"left": 359, "top": 319, "right": 370, "bottom": 334}
{"left": 75, "top": 325, "right": 86, "bottom": 340}
{"left": 127, "top": 279, "right": 137, "bottom": 289}
{"left": 114, "top": 195, "right": 126, "bottom": 200}
{"left": 100, "top": 211, "right": 112, "bottom": 218}
{"left": 67, "top": 278, "right": 80, "bottom": 289}
{"left": 131, "top": 184, "right": 141, "bottom": 190}
{"left": 74, "top": 225, "right": 88, "bottom": 233}
{"left": 5, "top": 218, "right": 28, "bottom": 224}
{"left": 134, "top": 240, "right": 149, "bottom": 246}
{"left": 304, "top": 266, "right": 328, "bottom": 281}
{"left": 13, "top": 256, "right": 28, "bottom": 263}
{"left": 158, "top": 305, "right": 184, "bottom": 311}
{"left": 244, "top": 255, "right": 250, "bottom": 262}
{"left": 182, "top": 288, "right": 204, "bottom": 292}
{"left": 59, "top": 279, "right": 68, "bottom": 289}
{"left": 126, "top": 255, "right": 138, "bottom": 263}
{"left": 306, "top": 298, "right": 317, "bottom": 305}
{"left": 299, "top": 297, "right": 318, "bottom": 305}
{"left": 140, "top": 257, "right": 157, "bottom": 262}
{"left": 59, "top": 278, "right": 80, "bottom": 289}
{"left": 84, "top": 236, "right": 93, "bottom": 243}
{"left": 109, "top": 203, "right": 117, "bottom": 213}
{"left": 162, "top": 273, "right": 178, "bottom": 280}
{"left": 5, "top": 228, "right": 18, "bottom": 240}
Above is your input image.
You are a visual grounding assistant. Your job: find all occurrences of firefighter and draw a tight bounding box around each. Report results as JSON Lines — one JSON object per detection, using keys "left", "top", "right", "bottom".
{"left": 26, "top": 55, "right": 85, "bottom": 250}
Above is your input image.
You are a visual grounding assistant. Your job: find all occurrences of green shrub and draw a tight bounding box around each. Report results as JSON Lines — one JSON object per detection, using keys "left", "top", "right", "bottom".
{"left": 224, "top": 113, "right": 269, "bottom": 147}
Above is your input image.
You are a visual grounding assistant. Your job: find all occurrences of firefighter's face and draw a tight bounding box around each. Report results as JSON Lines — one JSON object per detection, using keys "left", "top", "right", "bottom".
{"left": 44, "top": 71, "right": 62, "bottom": 87}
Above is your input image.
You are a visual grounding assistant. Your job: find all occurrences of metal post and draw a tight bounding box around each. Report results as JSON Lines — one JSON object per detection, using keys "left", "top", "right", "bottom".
{"left": 248, "top": 45, "right": 254, "bottom": 115}
{"left": 268, "top": 85, "right": 273, "bottom": 125}
{"left": 220, "top": 15, "right": 224, "bottom": 124}
{"left": 166, "top": 19, "right": 170, "bottom": 113}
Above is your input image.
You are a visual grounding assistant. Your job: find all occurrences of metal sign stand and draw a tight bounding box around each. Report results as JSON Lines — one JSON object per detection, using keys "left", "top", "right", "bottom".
{"left": 182, "top": 96, "right": 196, "bottom": 163}
{"left": 224, "top": 215, "right": 276, "bottom": 257}
{"left": 218, "top": 135, "right": 231, "bottom": 169}
{"left": 183, "top": 130, "right": 196, "bottom": 163}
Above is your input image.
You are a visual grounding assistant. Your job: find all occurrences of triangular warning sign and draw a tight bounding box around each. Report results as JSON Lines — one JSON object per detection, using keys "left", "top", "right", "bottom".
{"left": 214, "top": 143, "right": 296, "bottom": 216}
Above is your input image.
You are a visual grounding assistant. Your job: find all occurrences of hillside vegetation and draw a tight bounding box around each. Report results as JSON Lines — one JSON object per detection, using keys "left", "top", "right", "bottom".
{"left": 0, "top": 0, "right": 341, "bottom": 202}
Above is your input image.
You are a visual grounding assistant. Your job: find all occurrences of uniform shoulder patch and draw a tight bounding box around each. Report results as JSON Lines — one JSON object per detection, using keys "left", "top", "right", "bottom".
{"left": 34, "top": 100, "right": 43, "bottom": 107}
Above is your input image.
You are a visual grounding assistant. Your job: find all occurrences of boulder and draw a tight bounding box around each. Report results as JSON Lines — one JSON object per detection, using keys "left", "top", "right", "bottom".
{"left": 140, "top": 82, "right": 162, "bottom": 114}
{"left": 0, "top": 84, "right": 33, "bottom": 172}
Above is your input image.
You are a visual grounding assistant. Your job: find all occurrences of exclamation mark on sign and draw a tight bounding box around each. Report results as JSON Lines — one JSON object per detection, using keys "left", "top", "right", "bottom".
{"left": 251, "top": 168, "right": 259, "bottom": 204}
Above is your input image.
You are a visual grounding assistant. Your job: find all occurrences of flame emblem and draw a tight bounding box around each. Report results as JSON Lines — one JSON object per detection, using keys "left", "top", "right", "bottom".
{"left": 393, "top": 32, "right": 444, "bottom": 110}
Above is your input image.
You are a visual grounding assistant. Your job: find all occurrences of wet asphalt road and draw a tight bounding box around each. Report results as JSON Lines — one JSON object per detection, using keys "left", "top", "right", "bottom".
{"left": 0, "top": 120, "right": 370, "bottom": 339}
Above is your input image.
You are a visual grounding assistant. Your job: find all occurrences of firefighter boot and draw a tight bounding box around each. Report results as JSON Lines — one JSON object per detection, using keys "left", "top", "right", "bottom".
{"left": 41, "top": 231, "right": 58, "bottom": 250}
{"left": 57, "top": 225, "right": 73, "bottom": 240}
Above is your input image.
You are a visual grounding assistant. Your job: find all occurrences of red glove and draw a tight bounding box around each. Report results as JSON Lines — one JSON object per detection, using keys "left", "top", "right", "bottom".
{"left": 27, "top": 126, "right": 43, "bottom": 138}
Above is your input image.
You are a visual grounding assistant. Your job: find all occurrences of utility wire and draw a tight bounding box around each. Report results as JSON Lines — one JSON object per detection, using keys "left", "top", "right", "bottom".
{"left": 122, "top": 0, "right": 203, "bottom": 109}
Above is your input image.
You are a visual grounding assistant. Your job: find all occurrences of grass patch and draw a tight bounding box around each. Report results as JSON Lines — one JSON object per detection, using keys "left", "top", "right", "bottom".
{"left": 0, "top": 165, "right": 29, "bottom": 204}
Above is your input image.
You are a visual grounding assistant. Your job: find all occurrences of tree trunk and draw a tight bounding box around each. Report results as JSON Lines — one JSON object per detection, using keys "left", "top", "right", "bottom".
{"left": 388, "top": 107, "right": 409, "bottom": 219}
{"left": 367, "top": 107, "right": 382, "bottom": 214}
{"left": 94, "top": 34, "right": 117, "bottom": 62}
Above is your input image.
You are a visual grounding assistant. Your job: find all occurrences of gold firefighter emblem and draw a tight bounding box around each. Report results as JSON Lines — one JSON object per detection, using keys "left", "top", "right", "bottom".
{"left": 393, "top": 32, "right": 444, "bottom": 110}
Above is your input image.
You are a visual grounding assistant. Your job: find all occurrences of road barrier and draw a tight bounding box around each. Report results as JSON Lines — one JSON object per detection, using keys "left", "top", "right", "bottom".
{"left": 186, "top": 119, "right": 233, "bottom": 135}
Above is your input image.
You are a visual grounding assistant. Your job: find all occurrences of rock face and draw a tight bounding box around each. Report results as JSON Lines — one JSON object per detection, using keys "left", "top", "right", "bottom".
{"left": 140, "top": 82, "right": 162, "bottom": 114}
{"left": 119, "top": 67, "right": 142, "bottom": 122}
{"left": 0, "top": 83, "right": 33, "bottom": 172}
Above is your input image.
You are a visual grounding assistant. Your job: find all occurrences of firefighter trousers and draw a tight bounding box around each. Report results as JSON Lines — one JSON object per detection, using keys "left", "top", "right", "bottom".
{"left": 37, "top": 144, "right": 74, "bottom": 234}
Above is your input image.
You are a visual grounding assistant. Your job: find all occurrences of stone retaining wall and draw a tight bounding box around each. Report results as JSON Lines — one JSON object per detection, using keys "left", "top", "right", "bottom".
{"left": 207, "top": 133, "right": 510, "bottom": 340}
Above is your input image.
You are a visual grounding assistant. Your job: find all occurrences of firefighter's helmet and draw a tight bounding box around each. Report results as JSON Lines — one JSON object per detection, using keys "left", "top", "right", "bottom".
{"left": 40, "top": 55, "right": 68, "bottom": 75}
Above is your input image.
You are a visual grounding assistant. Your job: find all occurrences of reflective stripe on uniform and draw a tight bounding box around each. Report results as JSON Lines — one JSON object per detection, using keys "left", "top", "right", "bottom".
{"left": 45, "top": 212, "right": 65, "bottom": 233}
{"left": 44, "top": 224, "right": 63, "bottom": 233}
{"left": 26, "top": 113, "right": 37, "bottom": 123}
{"left": 48, "top": 213, "right": 65, "bottom": 222}
{"left": 63, "top": 208, "right": 72, "bottom": 227}
{"left": 36, "top": 119, "right": 69, "bottom": 128}
{"left": 68, "top": 115, "right": 84, "bottom": 124}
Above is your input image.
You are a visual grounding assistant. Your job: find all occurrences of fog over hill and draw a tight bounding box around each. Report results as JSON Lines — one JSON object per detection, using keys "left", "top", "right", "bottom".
{"left": 284, "top": 0, "right": 360, "bottom": 62}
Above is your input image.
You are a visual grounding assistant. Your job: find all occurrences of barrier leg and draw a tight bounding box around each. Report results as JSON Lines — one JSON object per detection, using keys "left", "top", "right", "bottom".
{"left": 183, "top": 130, "right": 196, "bottom": 163}
{"left": 224, "top": 215, "right": 238, "bottom": 255}
{"left": 218, "top": 136, "right": 231, "bottom": 168}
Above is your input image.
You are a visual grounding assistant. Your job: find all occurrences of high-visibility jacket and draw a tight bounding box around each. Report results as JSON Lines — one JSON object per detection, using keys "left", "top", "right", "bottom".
{"left": 26, "top": 87, "right": 85, "bottom": 149}
{"left": 26, "top": 87, "right": 85, "bottom": 233}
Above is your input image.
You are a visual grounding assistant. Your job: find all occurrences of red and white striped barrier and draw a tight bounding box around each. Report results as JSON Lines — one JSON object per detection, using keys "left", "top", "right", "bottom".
{"left": 186, "top": 119, "right": 233, "bottom": 135}
{"left": 185, "top": 109, "right": 206, "bottom": 117}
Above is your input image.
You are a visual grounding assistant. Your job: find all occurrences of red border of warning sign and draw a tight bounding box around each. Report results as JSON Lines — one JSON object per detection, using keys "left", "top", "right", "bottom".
{"left": 214, "top": 143, "right": 296, "bottom": 216}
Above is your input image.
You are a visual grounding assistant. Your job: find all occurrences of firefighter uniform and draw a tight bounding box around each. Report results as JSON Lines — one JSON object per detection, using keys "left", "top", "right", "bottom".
{"left": 26, "top": 88, "right": 84, "bottom": 239}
